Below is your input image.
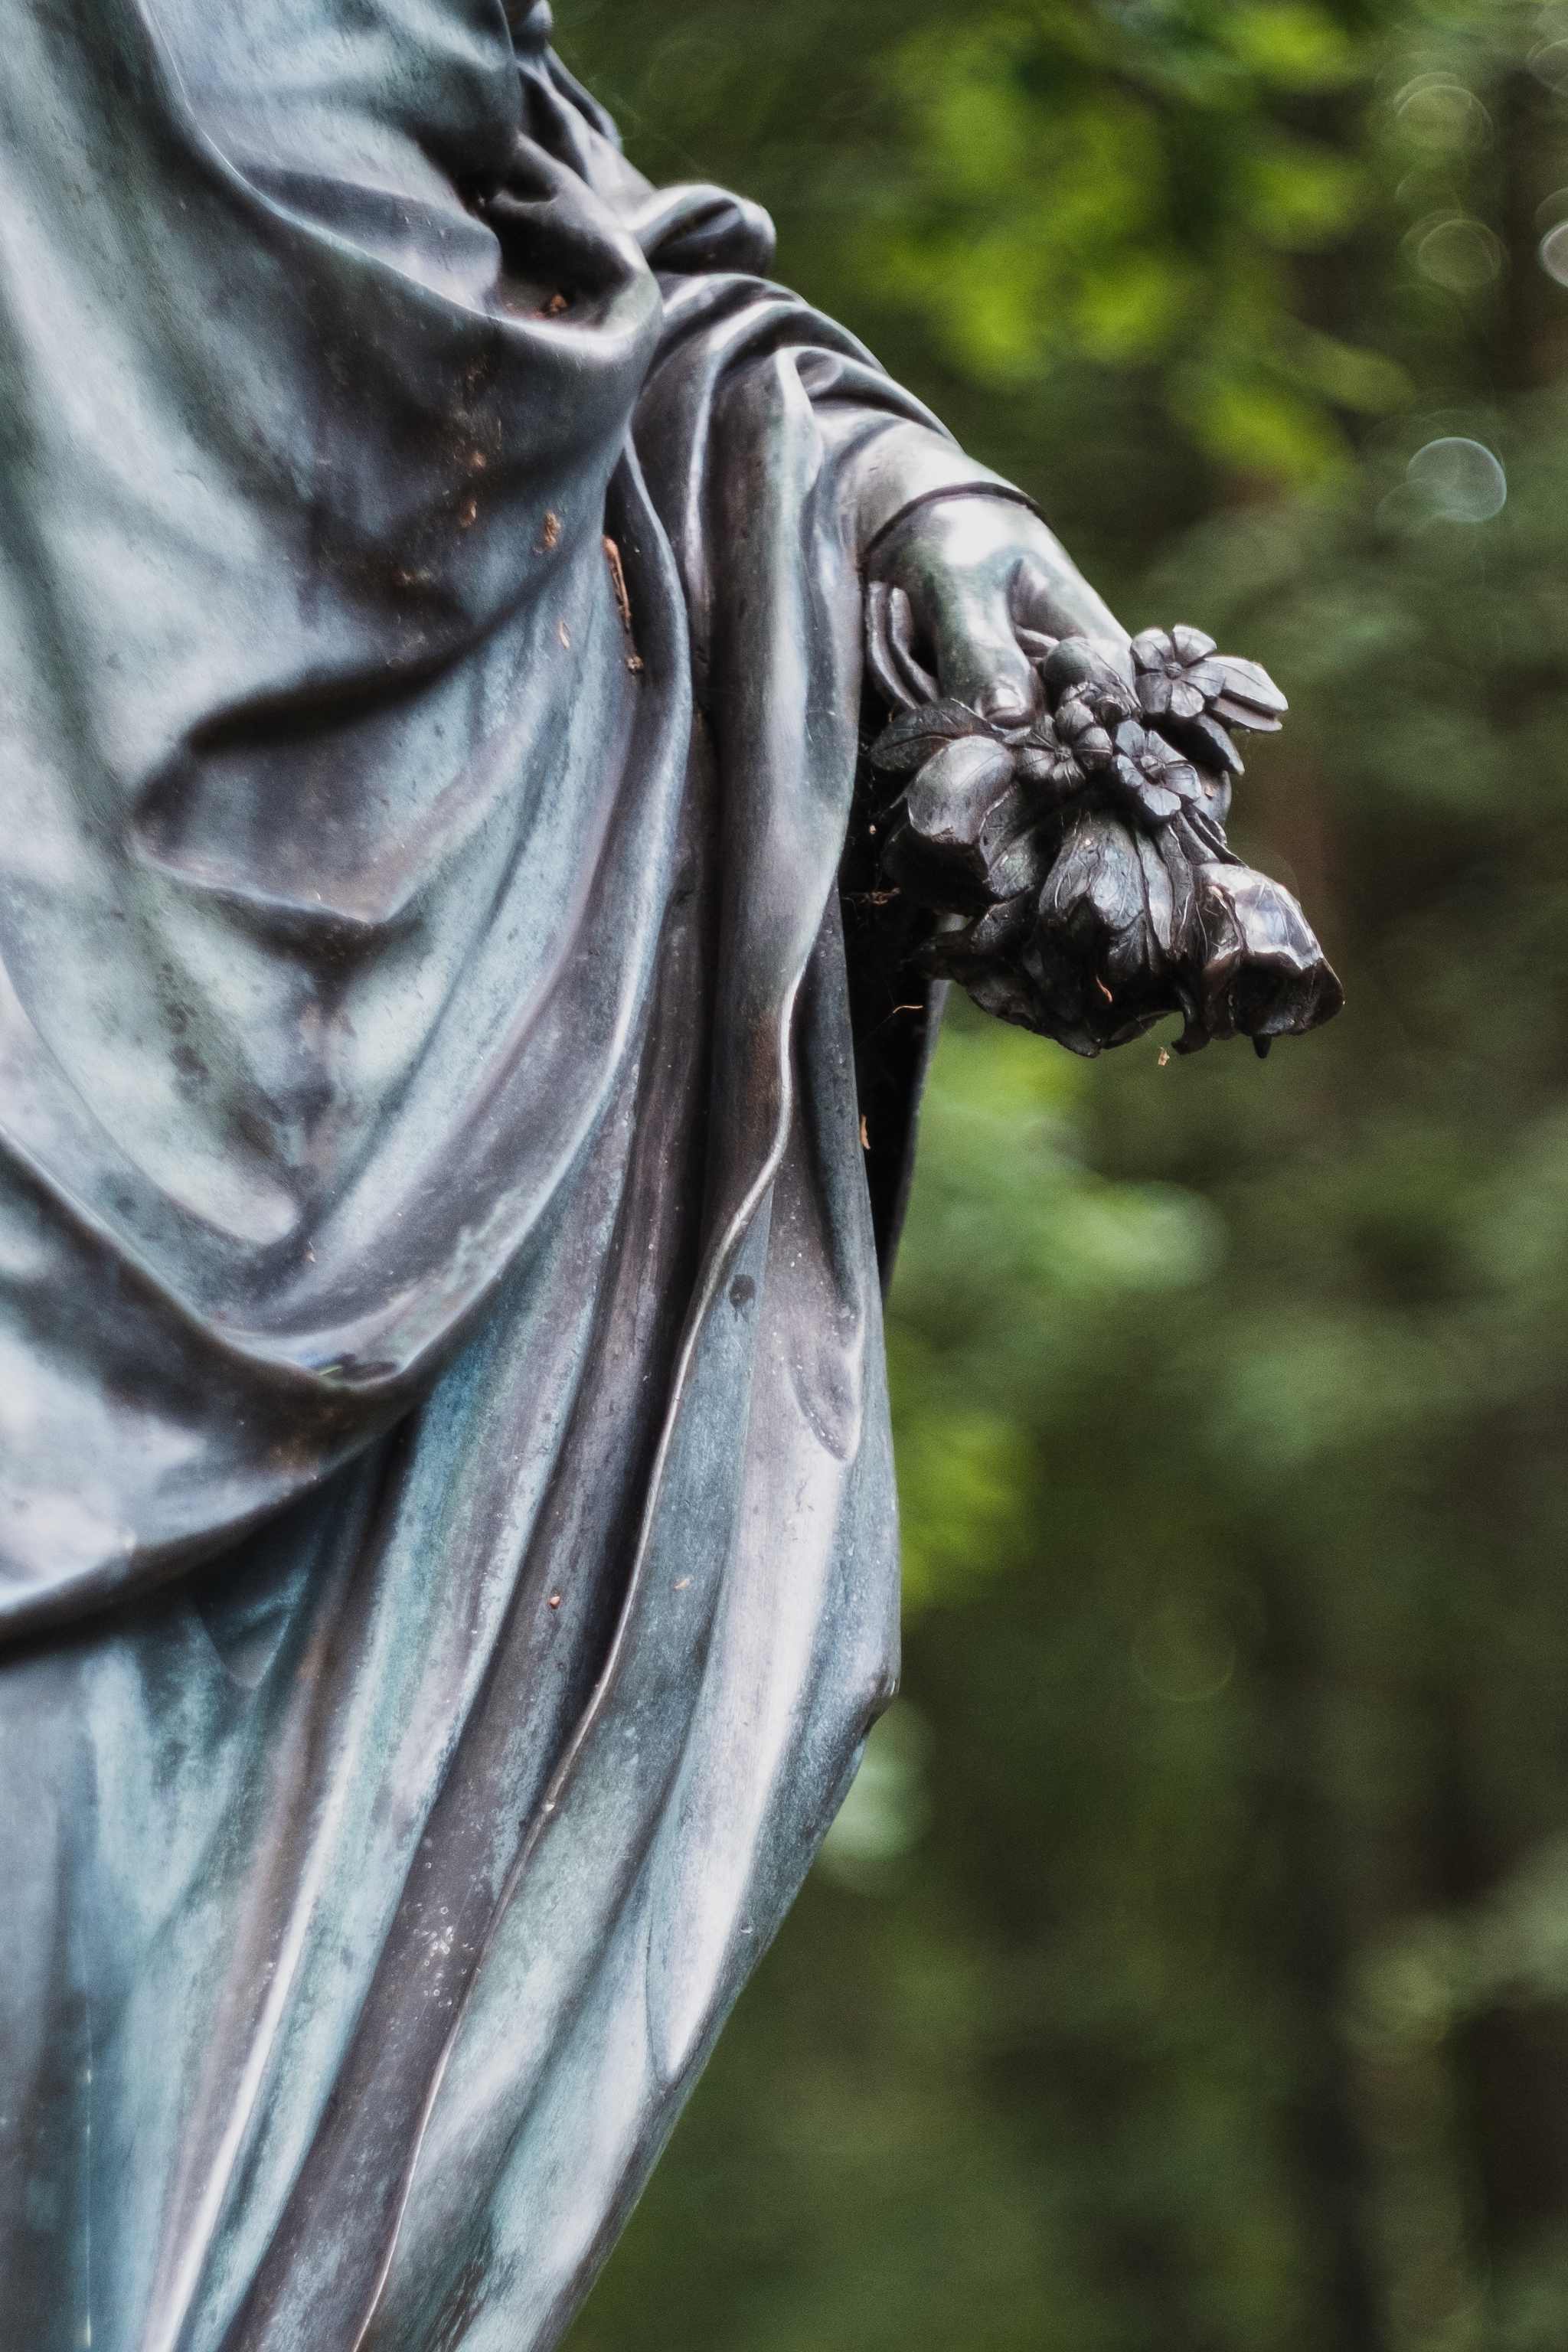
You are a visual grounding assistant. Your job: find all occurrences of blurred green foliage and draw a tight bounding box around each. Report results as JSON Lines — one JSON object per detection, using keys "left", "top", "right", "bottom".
{"left": 557, "top": 2, "right": 1568, "bottom": 2345}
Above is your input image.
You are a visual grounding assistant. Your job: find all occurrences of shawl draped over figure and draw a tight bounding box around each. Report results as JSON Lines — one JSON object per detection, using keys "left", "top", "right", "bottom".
{"left": 0, "top": 4, "right": 1002, "bottom": 2345}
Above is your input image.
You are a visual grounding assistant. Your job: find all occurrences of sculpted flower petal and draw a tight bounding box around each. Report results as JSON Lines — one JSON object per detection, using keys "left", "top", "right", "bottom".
{"left": 1212, "top": 693, "right": 1283, "bottom": 736}
{"left": 1171, "top": 624, "right": 1217, "bottom": 663}
{"left": 1214, "top": 655, "right": 1288, "bottom": 717}
{"left": 1056, "top": 698, "right": 1116, "bottom": 769}
{"left": 985, "top": 824, "right": 1054, "bottom": 900}
{"left": 1014, "top": 736, "right": 1086, "bottom": 801}
{"left": 1131, "top": 775, "right": 1184, "bottom": 825}
{"left": 1177, "top": 713, "right": 1244, "bottom": 776}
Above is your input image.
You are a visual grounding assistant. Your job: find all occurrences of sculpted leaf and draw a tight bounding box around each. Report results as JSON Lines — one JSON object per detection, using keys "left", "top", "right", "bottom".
{"left": 869, "top": 697, "right": 1001, "bottom": 774}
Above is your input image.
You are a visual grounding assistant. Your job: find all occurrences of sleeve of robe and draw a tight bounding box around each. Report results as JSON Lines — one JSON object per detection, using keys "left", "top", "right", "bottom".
{"left": 0, "top": 6, "right": 1024, "bottom": 2350}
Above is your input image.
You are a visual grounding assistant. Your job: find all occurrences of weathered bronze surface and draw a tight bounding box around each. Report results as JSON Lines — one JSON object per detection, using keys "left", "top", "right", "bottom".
{"left": 0, "top": 5, "right": 1338, "bottom": 2347}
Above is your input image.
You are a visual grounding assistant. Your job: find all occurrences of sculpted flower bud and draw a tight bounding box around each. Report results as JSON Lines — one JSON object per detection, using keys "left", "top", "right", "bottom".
{"left": 1188, "top": 863, "right": 1344, "bottom": 1048}
{"left": 1208, "top": 654, "right": 1287, "bottom": 735}
{"left": 1042, "top": 635, "right": 1134, "bottom": 725}
{"left": 904, "top": 735, "right": 1016, "bottom": 841}
{"left": 991, "top": 812, "right": 1184, "bottom": 1052}
{"left": 920, "top": 891, "right": 1036, "bottom": 987}
{"left": 881, "top": 733, "right": 1018, "bottom": 911}
{"left": 984, "top": 822, "right": 1055, "bottom": 902}
{"left": 1037, "top": 811, "right": 1178, "bottom": 973}
{"left": 1042, "top": 637, "right": 1098, "bottom": 694}
{"left": 1089, "top": 675, "right": 1138, "bottom": 728}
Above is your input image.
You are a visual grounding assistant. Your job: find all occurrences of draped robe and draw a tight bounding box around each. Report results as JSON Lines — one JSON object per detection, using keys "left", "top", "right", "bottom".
{"left": 0, "top": 5, "right": 1003, "bottom": 2344}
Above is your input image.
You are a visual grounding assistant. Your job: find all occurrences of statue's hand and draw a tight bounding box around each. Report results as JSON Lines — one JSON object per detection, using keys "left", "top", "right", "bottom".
{"left": 858, "top": 521, "right": 1341, "bottom": 1064}
{"left": 866, "top": 496, "right": 1129, "bottom": 725}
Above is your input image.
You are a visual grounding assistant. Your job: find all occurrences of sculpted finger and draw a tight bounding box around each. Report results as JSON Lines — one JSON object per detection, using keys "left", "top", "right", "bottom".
{"left": 865, "top": 583, "right": 910, "bottom": 711}
{"left": 929, "top": 587, "right": 1038, "bottom": 725}
{"left": 866, "top": 582, "right": 939, "bottom": 713}
{"left": 1011, "top": 555, "right": 1132, "bottom": 681}
{"left": 887, "top": 584, "right": 941, "bottom": 707}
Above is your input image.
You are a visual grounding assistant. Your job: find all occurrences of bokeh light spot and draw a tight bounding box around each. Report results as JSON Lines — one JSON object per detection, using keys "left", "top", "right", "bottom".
{"left": 1131, "top": 1599, "right": 1236, "bottom": 1704}
{"left": 1405, "top": 436, "right": 1506, "bottom": 522}
{"left": 1531, "top": 37, "right": 1568, "bottom": 93}
{"left": 1392, "top": 77, "right": 1491, "bottom": 153}
{"left": 1415, "top": 217, "right": 1505, "bottom": 291}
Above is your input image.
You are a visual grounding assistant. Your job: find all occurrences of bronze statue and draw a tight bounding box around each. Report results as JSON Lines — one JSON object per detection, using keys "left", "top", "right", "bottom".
{"left": 0, "top": 3, "right": 1337, "bottom": 2347}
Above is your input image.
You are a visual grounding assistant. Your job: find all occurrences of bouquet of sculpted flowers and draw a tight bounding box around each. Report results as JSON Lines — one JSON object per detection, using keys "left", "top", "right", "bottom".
{"left": 862, "top": 593, "right": 1344, "bottom": 1060}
